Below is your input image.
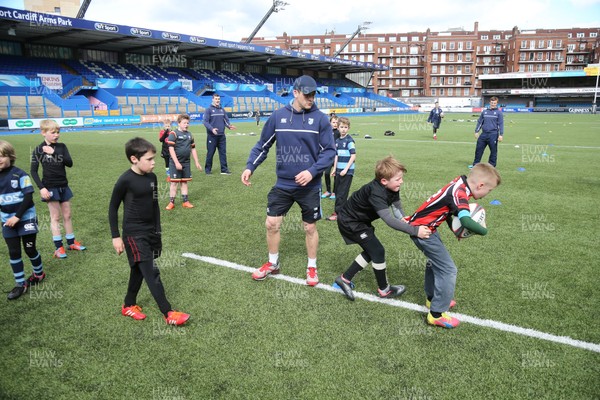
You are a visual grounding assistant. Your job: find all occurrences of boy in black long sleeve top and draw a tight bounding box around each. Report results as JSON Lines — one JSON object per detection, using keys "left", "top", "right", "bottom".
{"left": 109, "top": 137, "right": 190, "bottom": 326}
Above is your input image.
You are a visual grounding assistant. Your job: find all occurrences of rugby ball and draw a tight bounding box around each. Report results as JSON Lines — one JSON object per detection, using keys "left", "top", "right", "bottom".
{"left": 452, "top": 203, "right": 486, "bottom": 239}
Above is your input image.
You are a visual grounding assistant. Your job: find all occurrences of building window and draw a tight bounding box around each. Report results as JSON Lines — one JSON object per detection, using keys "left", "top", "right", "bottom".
{"left": 464, "top": 88, "right": 470, "bottom": 96}
{"left": 448, "top": 88, "right": 453, "bottom": 96}
{"left": 448, "top": 65, "right": 455, "bottom": 73}
{"left": 493, "top": 34, "right": 500, "bottom": 40}
{"left": 400, "top": 36, "right": 408, "bottom": 42}
{"left": 576, "top": 32, "right": 585, "bottom": 38}
{"left": 521, "top": 40, "right": 527, "bottom": 49}
{"left": 449, "top": 42, "right": 455, "bottom": 50}
{"left": 409, "top": 68, "right": 418, "bottom": 76}
{"left": 431, "top": 88, "right": 436, "bottom": 96}
{"left": 441, "top": 42, "right": 447, "bottom": 50}
{"left": 432, "top": 54, "right": 438, "bottom": 61}
{"left": 590, "top": 32, "right": 597, "bottom": 38}
{"left": 481, "top": 35, "right": 488, "bottom": 40}
{"left": 432, "top": 65, "right": 438, "bottom": 73}
{"left": 432, "top": 42, "right": 439, "bottom": 50}
{"left": 466, "top": 41, "right": 472, "bottom": 50}
{"left": 409, "top": 79, "right": 417, "bottom": 87}
{"left": 457, "top": 53, "right": 463, "bottom": 61}
{"left": 448, "top": 53, "right": 455, "bottom": 61}
{"left": 448, "top": 77, "right": 454, "bottom": 84}
{"left": 567, "top": 33, "right": 572, "bottom": 38}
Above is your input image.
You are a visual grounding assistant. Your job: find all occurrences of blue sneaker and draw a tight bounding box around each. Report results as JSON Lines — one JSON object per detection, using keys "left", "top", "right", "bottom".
{"left": 321, "top": 191, "right": 331, "bottom": 198}
{"left": 467, "top": 164, "right": 474, "bottom": 169}
{"left": 329, "top": 193, "right": 336, "bottom": 200}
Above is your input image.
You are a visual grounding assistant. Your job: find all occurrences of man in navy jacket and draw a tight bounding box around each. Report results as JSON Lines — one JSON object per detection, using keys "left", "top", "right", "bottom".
{"left": 241, "top": 75, "right": 335, "bottom": 287}
{"left": 203, "top": 93, "right": 236, "bottom": 174}
{"left": 470, "top": 96, "right": 504, "bottom": 167}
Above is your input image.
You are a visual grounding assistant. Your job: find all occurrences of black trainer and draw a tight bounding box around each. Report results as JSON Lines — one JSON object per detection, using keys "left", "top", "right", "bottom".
{"left": 7, "top": 285, "right": 28, "bottom": 300}
{"left": 26, "top": 272, "right": 46, "bottom": 286}
{"left": 377, "top": 284, "right": 406, "bottom": 298}
{"left": 220, "top": 170, "right": 232, "bottom": 175}
{"left": 334, "top": 276, "right": 355, "bottom": 301}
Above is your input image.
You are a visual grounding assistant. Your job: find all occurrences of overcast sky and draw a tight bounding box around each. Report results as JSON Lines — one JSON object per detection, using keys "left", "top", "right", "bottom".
{"left": 3, "top": 0, "right": 600, "bottom": 41}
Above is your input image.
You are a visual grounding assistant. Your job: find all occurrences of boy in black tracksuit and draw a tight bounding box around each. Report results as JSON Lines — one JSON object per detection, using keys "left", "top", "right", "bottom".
{"left": 109, "top": 137, "right": 190, "bottom": 326}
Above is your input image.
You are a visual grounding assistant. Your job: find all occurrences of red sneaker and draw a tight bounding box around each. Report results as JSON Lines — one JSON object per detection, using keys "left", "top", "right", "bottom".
{"left": 182, "top": 201, "right": 194, "bottom": 208}
{"left": 306, "top": 267, "right": 319, "bottom": 286}
{"left": 122, "top": 305, "right": 146, "bottom": 320}
{"left": 68, "top": 240, "right": 87, "bottom": 251}
{"left": 165, "top": 202, "right": 175, "bottom": 210}
{"left": 427, "top": 312, "right": 460, "bottom": 328}
{"left": 165, "top": 310, "right": 190, "bottom": 326}
{"left": 53, "top": 246, "right": 67, "bottom": 259}
{"left": 252, "top": 261, "right": 280, "bottom": 281}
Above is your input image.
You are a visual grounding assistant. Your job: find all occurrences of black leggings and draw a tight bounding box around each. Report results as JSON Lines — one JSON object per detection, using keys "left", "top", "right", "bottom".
{"left": 4, "top": 234, "right": 39, "bottom": 260}
{"left": 124, "top": 260, "right": 172, "bottom": 316}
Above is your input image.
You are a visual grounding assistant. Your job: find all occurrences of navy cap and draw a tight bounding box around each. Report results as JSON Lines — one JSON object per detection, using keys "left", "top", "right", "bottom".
{"left": 293, "top": 75, "right": 319, "bottom": 94}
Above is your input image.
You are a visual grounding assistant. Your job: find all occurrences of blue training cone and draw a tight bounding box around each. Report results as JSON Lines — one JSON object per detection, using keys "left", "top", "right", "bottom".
{"left": 517, "top": 167, "right": 526, "bottom": 172}
{"left": 490, "top": 199, "right": 502, "bottom": 206}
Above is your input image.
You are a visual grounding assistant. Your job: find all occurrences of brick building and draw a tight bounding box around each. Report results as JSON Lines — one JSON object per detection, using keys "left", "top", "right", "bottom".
{"left": 246, "top": 22, "right": 600, "bottom": 99}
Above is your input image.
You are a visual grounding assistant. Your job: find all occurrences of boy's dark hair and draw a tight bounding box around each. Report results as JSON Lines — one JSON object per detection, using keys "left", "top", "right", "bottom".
{"left": 177, "top": 113, "right": 190, "bottom": 123}
{"left": 125, "top": 137, "right": 156, "bottom": 163}
{"left": 213, "top": 93, "right": 221, "bottom": 98}
{"left": 490, "top": 96, "right": 499, "bottom": 102}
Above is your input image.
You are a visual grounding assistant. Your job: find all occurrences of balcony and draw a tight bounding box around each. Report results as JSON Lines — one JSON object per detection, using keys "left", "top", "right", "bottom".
{"left": 430, "top": 48, "right": 474, "bottom": 53}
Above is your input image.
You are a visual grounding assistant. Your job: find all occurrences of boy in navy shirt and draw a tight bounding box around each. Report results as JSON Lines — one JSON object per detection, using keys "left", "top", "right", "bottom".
{"left": 427, "top": 101, "right": 444, "bottom": 140}
{"left": 241, "top": 75, "right": 335, "bottom": 286}
{"left": 0, "top": 140, "right": 45, "bottom": 300}
{"left": 327, "top": 117, "right": 355, "bottom": 221}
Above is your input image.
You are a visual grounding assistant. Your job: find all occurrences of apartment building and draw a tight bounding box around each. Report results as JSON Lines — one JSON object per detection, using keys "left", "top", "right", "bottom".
{"left": 247, "top": 22, "right": 600, "bottom": 98}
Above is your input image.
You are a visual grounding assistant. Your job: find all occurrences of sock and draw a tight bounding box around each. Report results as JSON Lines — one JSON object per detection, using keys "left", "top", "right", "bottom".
{"left": 53, "top": 235, "right": 63, "bottom": 249}
{"left": 182, "top": 194, "right": 189, "bottom": 202}
{"left": 268, "top": 253, "right": 279, "bottom": 265}
{"left": 30, "top": 252, "right": 43, "bottom": 276}
{"left": 342, "top": 253, "right": 369, "bottom": 281}
{"left": 372, "top": 262, "right": 388, "bottom": 290}
{"left": 65, "top": 233, "right": 75, "bottom": 246}
{"left": 307, "top": 258, "right": 317, "bottom": 268}
{"left": 10, "top": 258, "right": 25, "bottom": 286}
{"left": 427, "top": 296, "right": 433, "bottom": 301}
{"left": 164, "top": 310, "right": 172, "bottom": 318}
{"left": 169, "top": 197, "right": 175, "bottom": 204}
{"left": 430, "top": 311, "right": 442, "bottom": 318}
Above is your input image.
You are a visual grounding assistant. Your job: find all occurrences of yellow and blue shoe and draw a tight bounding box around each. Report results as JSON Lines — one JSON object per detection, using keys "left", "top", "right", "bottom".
{"left": 427, "top": 312, "right": 460, "bottom": 328}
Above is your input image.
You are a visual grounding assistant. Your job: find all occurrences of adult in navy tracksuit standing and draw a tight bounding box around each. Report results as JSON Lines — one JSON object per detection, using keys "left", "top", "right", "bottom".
{"left": 241, "top": 75, "right": 336, "bottom": 287}
{"left": 470, "top": 96, "right": 504, "bottom": 168}
{"left": 203, "top": 93, "right": 236, "bottom": 174}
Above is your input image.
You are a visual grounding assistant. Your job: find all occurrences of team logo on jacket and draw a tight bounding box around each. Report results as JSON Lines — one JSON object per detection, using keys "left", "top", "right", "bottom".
{"left": 308, "top": 118, "right": 314, "bottom": 125}
{"left": 11, "top": 180, "right": 18, "bottom": 189}
{"left": 281, "top": 118, "right": 287, "bottom": 123}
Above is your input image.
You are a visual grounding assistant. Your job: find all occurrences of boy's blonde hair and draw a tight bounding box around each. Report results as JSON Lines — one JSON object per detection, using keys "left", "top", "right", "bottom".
{"left": 375, "top": 156, "right": 406, "bottom": 181}
{"left": 469, "top": 163, "right": 502, "bottom": 186}
{"left": 177, "top": 114, "right": 190, "bottom": 123}
{"left": 0, "top": 140, "right": 17, "bottom": 166}
{"left": 337, "top": 116, "right": 350, "bottom": 128}
{"left": 40, "top": 119, "right": 59, "bottom": 133}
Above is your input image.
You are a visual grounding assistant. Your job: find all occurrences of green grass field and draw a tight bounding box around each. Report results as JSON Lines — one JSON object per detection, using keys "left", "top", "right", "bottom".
{"left": 0, "top": 112, "right": 599, "bottom": 400}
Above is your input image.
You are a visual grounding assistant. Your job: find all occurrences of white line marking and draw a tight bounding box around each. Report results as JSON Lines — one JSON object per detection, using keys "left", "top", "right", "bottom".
{"left": 182, "top": 253, "right": 600, "bottom": 354}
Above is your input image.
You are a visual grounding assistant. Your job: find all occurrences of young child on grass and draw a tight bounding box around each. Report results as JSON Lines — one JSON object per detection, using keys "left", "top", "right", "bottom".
{"left": 165, "top": 114, "right": 202, "bottom": 209}
{"left": 109, "top": 137, "right": 190, "bottom": 326}
{"left": 334, "top": 156, "right": 431, "bottom": 300}
{"left": 0, "top": 140, "right": 45, "bottom": 300}
{"left": 30, "top": 119, "right": 86, "bottom": 259}
{"left": 407, "top": 162, "right": 501, "bottom": 328}
{"left": 327, "top": 117, "right": 355, "bottom": 221}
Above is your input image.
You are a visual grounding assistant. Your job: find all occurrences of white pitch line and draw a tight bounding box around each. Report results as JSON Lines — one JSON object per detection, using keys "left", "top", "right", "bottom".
{"left": 182, "top": 253, "right": 600, "bottom": 354}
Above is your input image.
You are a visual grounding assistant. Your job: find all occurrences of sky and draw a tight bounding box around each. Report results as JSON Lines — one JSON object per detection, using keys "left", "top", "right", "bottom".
{"left": 2, "top": 0, "right": 600, "bottom": 42}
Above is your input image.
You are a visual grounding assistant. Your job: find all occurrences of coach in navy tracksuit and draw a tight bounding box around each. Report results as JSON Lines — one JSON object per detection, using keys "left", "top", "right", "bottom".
{"left": 471, "top": 96, "right": 504, "bottom": 167}
{"left": 241, "top": 75, "right": 335, "bottom": 287}
{"left": 203, "top": 93, "right": 236, "bottom": 174}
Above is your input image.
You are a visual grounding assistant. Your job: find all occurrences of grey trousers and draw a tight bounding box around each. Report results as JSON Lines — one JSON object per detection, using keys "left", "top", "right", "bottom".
{"left": 411, "top": 231, "right": 457, "bottom": 313}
